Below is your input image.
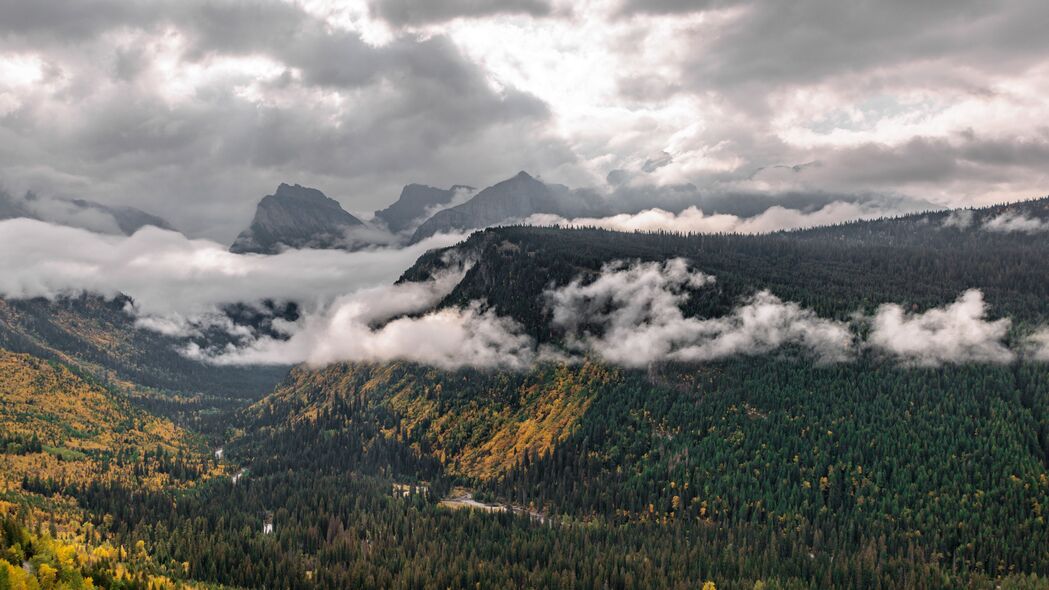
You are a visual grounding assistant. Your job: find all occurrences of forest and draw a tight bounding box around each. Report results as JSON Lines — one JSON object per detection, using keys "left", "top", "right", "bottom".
{"left": 3, "top": 199, "right": 1049, "bottom": 589}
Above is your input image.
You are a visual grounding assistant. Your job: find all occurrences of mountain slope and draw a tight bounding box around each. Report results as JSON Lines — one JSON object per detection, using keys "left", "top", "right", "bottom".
{"left": 403, "top": 197, "right": 1049, "bottom": 341}
{"left": 0, "top": 348, "right": 213, "bottom": 493}
{"left": 230, "top": 183, "right": 364, "bottom": 254}
{"left": 373, "top": 183, "right": 472, "bottom": 234}
{"left": 409, "top": 172, "right": 565, "bottom": 243}
{"left": 207, "top": 197, "right": 1049, "bottom": 587}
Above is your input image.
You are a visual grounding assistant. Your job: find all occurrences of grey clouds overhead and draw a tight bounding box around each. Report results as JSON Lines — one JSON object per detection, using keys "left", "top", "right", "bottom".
{"left": 0, "top": 0, "right": 1046, "bottom": 241}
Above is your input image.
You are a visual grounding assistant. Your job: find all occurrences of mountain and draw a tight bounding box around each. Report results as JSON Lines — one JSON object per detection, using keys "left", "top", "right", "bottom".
{"left": 373, "top": 183, "right": 473, "bottom": 234}
{"left": 0, "top": 189, "right": 174, "bottom": 235}
{"left": 230, "top": 183, "right": 365, "bottom": 254}
{"left": 404, "top": 197, "right": 1049, "bottom": 339}
{"left": 195, "top": 198, "right": 1049, "bottom": 588}
{"left": 410, "top": 171, "right": 580, "bottom": 243}
{"left": 8, "top": 198, "right": 1049, "bottom": 589}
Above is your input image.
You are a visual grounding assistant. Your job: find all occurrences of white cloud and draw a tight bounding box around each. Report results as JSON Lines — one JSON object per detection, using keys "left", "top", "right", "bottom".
{"left": 942, "top": 209, "right": 974, "bottom": 229}
{"left": 0, "top": 217, "right": 467, "bottom": 317}
{"left": 525, "top": 200, "right": 910, "bottom": 235}
{"left": 867, "top": 289, "right": 1014, "bottom": 366}
{"left": 545, "top": 258, "right": 853, "bottom": 367}
{"left": 982, "top": 211, "right": 1049, "bottom": 233}
{"left": 196, "top": 271, "right": 536, "bottom": 370}
{"left": 1026, "top": 328, "right": 1049, "bottom": 361}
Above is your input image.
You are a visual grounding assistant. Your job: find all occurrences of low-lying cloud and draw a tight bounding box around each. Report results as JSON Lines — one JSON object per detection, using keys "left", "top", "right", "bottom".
{"left": 0, "top": 218, "right": 466, "bottom": 318}
{"left": 545, "top": 258, "right": 854, "bottom": 367}
{"left": 525, "top": 200, "right": 913, "bottom": 235}
{"left": 867, "top": 290, "right": 1014, "bottom": 366}
{"left": 187, "top": 267, "right": 536, "bottom": 370}
{"left": 982, "top": 211, "right": 1049, "bottom": 233}
{"left": 3, "top": 222, "right": 1046, "bottom": 371}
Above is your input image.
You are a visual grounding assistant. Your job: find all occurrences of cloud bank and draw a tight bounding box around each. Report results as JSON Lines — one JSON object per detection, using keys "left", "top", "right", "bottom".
{"left": 545, "top": 258, "right": 853, "bottom": 366}
{"left": 525, "top": 200, "right": 912, "bottom": 235}
{"left": 0, "top": 218, "right": 466, "bottom": 318}
{"left": 0, "top": 224, "right": 1043, "bottom": 371}
{"left": 982, "top": 211, "right": 1049, "bottom": 234}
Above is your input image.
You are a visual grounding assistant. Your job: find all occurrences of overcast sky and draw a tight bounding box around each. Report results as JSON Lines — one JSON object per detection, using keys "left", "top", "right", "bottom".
{"left": 1, "top": 0, "right": 1047, "bottom": 241}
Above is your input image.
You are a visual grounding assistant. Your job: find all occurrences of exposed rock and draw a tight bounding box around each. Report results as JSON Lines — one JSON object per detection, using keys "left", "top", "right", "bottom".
{"left": 230, "top": 183, "right": 364, "bottom": 254}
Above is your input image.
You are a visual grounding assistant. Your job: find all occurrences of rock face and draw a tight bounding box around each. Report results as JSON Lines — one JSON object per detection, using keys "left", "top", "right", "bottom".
{"left": 410, "top": 172, "right": 565, "bottom": 243}
{"left": 373, "top": 184, "right": 472, "bottom": 234}
{"left": 230, "top": 183, "right": 364, "bottom": 254}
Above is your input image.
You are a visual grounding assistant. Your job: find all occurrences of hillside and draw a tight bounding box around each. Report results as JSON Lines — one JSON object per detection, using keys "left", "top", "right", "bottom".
{"left": 6, "top": 198, "right": 1049, "bottom": 589}
{"left": 0, "top": 294, "right": 287, "bottom": 400}
{"left": 148, "top": 197, "right": 1049, "bottom": 588}
{"left": 404, "top": 197, "right": 1049, "bottom": 341}
{"left": 0, "top": 348, "right": 218, "bottom": 497}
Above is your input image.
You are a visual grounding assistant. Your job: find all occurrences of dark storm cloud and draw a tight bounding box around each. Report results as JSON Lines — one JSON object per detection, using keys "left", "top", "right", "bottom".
{"left": 672, "top": 0, "right": 1049, "bottom": 93}
{"left": 368, "top": 0, "right": 553, "bottom": 27}
{"left": 818, "top": 134, "right": 1049, "bottom": 187}
{"left": 615, "top": 0, "right": 737, "bottom": 16}
{"left": 0, "top": 0, "right": 150, "bottom": 41}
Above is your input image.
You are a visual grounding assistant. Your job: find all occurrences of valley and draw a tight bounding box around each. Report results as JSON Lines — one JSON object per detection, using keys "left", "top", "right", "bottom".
{"left": 3, "top": 201, "right": 1049, "bottom": 588}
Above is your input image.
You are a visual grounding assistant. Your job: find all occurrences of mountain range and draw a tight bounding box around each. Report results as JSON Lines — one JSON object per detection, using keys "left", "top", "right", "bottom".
{"left": 227, "top": 171, "right": 597, "bottom": 253}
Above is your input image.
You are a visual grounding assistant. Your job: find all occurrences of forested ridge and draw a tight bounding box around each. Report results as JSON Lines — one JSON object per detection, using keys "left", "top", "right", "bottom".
{"left": 4, "top": 199, "right": 1049, "bottom": 588}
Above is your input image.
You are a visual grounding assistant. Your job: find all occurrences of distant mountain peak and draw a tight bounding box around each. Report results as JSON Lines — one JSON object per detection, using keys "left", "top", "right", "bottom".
{"left": 230, "top": 183, "right": 364, "bottom": 254}
{"left": 373, "top": 183, "right": 472, "bottom": 234}
{"left": 409, "top": 171, "right": 572, "bottom": 243}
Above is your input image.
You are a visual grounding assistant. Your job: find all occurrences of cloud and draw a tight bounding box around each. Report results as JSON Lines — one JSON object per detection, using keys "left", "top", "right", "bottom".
{"left": 0, "top": 217, "right": 467, "bottom": 318}
{"left": 545, "top": 258, "right": 853, "bottom": 367}
{"left": 1026, "top": 329, "right": 1049, "bottom": 361}
{"left": 982, "top": 211, "right": 1049, "bottom": 233}
{"left": 4, "top": 220, "right": 1045, "bottom": 371}
{"left": 368, "top": 0, "right": 554, "bottom": 26}
{"left": 867, "top": 289, "right": 1014, "bottom": 366}
{"left": 0, "top": 0, "right": 569, "bottom": 241}
{"left": 194, "top": 269, "right": 537, "bottom": 370}
{"left": 2, "top": 0, "right": 1047, "bottom": 244}
{"left": 942, "top": 209, "right": 974, "bottom": 229}
{"left": 524, "top": 200, "right": 913, "bottom": 235}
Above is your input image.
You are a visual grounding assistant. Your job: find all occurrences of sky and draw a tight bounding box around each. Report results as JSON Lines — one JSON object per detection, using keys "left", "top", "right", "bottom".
{"left": 1, "top": 0, "right": 1047, "bottom": 241}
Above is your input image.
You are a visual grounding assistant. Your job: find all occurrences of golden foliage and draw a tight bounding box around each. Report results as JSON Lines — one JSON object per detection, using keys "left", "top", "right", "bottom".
{"left": 0, "top": 349, "right": 210, "bottom": 494}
